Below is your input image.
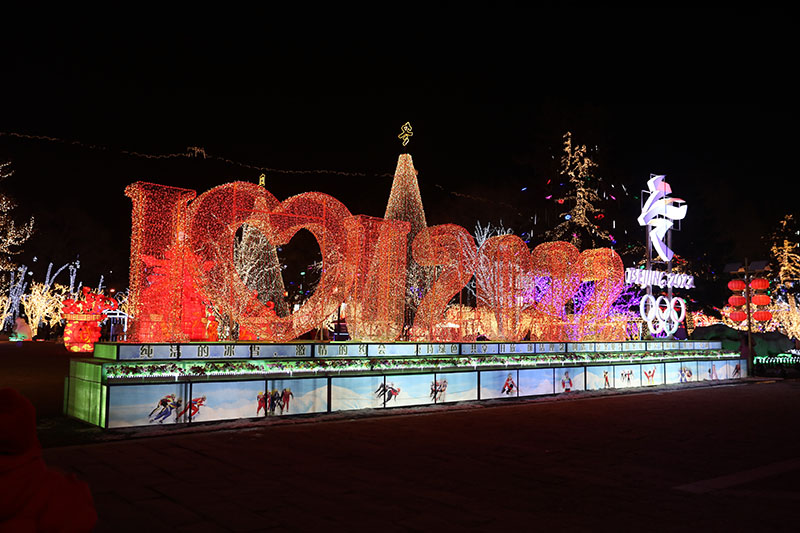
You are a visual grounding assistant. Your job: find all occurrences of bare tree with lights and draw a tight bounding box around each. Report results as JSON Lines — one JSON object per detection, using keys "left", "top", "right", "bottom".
{"left": 544, "top": 133, "right": 611, "bottom": 250}
{"left": 234, "top": 223, "right": 289, "bottom": 317}
{"left": 0, "top": 162, "right": 34, "bottom": 274}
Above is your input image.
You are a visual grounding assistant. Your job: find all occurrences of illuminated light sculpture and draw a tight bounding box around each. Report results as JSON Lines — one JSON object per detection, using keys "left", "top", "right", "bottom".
{"left": 574, "top": 248, "right": 625, "bottom": 340}
{"left": 188, "top": 183, "right": 360, "bottom": 342}
{"left": 345, "top": 215, "right": 410, "bottom": 341}
{"left": 125, "top": 173, "right": 643, "bottom": 344}
{"left": 476, "top": 234, "right": 532, "bottom": 341}
{"left": 186, "top": 182, "right": 280, "bottom": 339}
{"left": 528, "top": 241, "right": 582, "bottom": 341}
{"left": 62, "top": 287, "right": 118, "bottom": 352}
{"left": 411, "top": 224, "right": 476, "bottom": 341}
{"left": 639, "top": 295, "right": 686, "bottom": 336}
{"left": 384, "top": 154, "right": 431, "bottom": 326}
{"left": 125, "top": 182, "right": 196, "bottom": 342}
{"left": 637, "top": 174, "right": 687, "bottom": 262}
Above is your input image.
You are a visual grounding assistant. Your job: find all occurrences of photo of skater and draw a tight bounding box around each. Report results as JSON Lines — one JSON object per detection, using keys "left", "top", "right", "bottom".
{"left": 150, "top": 395, "right": 182, "bottom": 424}
{"left": 375, "top": 382, "right": 401, "bottom": 403}
{"left": 643, "top": 367, "right": 656, "bottom": 385}
{"left": 430, "top": 378, "right": 447, "bottom": 402}
{"left": 148, "top": 394, "right": 175, "bottom": 419}
{"left": 257, "top": 391, "right": 266, "bottom": 415}
{"left": 281, "top": 388, "right": 294, "bottom": 413}
{"left": 176, "top": 396, "right": 206, "bottom": 419}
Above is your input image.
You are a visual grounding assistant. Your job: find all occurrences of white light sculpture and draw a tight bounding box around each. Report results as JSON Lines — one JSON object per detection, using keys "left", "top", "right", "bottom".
{"left": 637, "top": 174, "right": 687, "bottom": 262}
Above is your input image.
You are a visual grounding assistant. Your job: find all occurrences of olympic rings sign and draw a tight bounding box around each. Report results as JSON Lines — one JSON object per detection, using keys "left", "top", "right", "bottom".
{"left": 639, "top": 295, "right": 686, "bottom": 336}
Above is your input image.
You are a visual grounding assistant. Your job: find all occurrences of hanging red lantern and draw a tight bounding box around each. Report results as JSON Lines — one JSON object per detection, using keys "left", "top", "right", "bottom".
{"left": 727, "top": 279, "right": 746, "bottom": 291}
{"left": 753, "top": 310, "right": 773, "bottom": 322}
{"left": 728, "top": 295, "right": 747, "bottom": 307}
{"left": 729, "top": 310, "right": 748, "bottom": 322}
{"left": 750, "top": 278, "right": 769, "bottom": 290}
{"left": 751, "top": 294, "right": 771, "bottom": 306}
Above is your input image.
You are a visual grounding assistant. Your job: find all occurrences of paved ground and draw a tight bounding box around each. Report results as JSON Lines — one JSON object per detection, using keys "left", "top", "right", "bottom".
{"left": 38, "top": 381, "right": 800, "bottom": 531}
{"left": 4, "top": 342, "right": 800, "bottom": 531}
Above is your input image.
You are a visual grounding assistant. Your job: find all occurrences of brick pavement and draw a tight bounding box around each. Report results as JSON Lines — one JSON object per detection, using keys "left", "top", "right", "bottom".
{"left": 40, "top": 379, "right": 800, "bottom": 531}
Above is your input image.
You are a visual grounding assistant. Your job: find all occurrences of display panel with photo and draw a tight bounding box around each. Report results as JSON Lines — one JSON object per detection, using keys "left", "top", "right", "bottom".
{"left": 480, "top": 370, "right": 519, "bottom": 399}
{"left": 434, "top": 371, "right": 477, "bottom": 403}
{"left": 377, "top": 373, "right": 436, "bottom": 408}
{"left": 665, "top": 361, "right": 696, "bottom": 384}
{"left": 640, "top": 363, "right": 664, "bottom": 387}
{"left": 614, "top": 364, "right": 641, "bottom": 389}
{"left": 585, "top": 365, "right": 614, "bottom": 391}
{"left": 330, "top": 375, "right": 385, "bottom": 411}
{"left": 697, "top": 360, "right": 724, "bottom": 381}
{"left": 267, "top": 378, "right": 328, "bottom": 416}
{"left": 555, "top": 367, "right": 585, "bottom": 393}
{"left": 188, "top": 380, "right": 265, "bottom": 423}
{"left": 108, "top": 383, "right": 189, "bottom": 428}
{"left": 518, "top": 368, "right": 554, "bottom": 397}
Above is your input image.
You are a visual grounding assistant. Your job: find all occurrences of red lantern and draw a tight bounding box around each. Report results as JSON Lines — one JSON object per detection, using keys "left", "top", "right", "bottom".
{"left": 750, "top": 278, "right": 769, "bottom": 290}
{"left": 728, "top": 279, "right": 746, "bottom": 291}
{"left": 729, "top": 310, "right": 747, "bottom": 322}
{"left": 753, "top": 310, "right": 773, "bottom": 322}
{"left": 728, "top": 295, "right": 747, "bottom": 307}
{"left": 751, "top": 294, "right": 771, "bottom": 306}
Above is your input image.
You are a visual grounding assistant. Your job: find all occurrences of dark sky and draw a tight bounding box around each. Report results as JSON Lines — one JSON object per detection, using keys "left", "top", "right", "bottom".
{"left": 0, "top": 9, "right": 794, "bottom": 300}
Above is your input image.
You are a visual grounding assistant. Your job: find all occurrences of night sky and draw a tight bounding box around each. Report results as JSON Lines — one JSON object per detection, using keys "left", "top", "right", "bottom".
{"left": 1, "top": 10, "right": 794, "bottom": 306}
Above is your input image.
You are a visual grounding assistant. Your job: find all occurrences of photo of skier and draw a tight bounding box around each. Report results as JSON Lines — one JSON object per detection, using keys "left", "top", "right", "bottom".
{"left": 176, "top": 396, "right": 206, "bottom": 419}
{"left": 732, "top": 363, "right": 741, "bottom": 378}
{"left": 603, "top": 370, "right": 610, "bottom": 388}
{"left": 643, "top": 367, "right": 656, "bottom": 385}
{"left": 501, "top": 373, "right": 517, "bottom": 395}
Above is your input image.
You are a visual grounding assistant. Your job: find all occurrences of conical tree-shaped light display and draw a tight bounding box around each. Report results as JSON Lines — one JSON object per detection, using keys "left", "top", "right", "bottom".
{"left": 383, "top": 154, "right": 432, "bottom": 329}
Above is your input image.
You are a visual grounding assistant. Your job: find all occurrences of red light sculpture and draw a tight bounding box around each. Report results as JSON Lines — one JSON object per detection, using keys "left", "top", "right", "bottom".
{"left": 529, "top": 241, "right": 582, "bottom": 341}
{"left": 345, "top": 215, "right": 410, "bottom": 341}
{"left": 476, "top": 234, "right": 532, "bottom": 341}
{"left": 62, "top": 288, "right": 118, "bottom": 352}
{"left": 411, "top": 224, "right": 477, "bottom": 341}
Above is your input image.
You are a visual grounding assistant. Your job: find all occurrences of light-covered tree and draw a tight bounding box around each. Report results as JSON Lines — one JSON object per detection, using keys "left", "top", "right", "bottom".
{"left": 0, "top": 162, "right": 34, "bottom": 272}
{"left": 22, "top": 282, "right": 68, "bottom": 338}
{"left": 544, "top": 133, "right": 611, "bottom": 250}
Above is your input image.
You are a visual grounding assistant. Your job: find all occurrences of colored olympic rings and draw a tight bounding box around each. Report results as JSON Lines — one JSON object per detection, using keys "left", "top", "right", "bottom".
{"left": 639, "top": 295, "right": 686, "bottom": 336}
